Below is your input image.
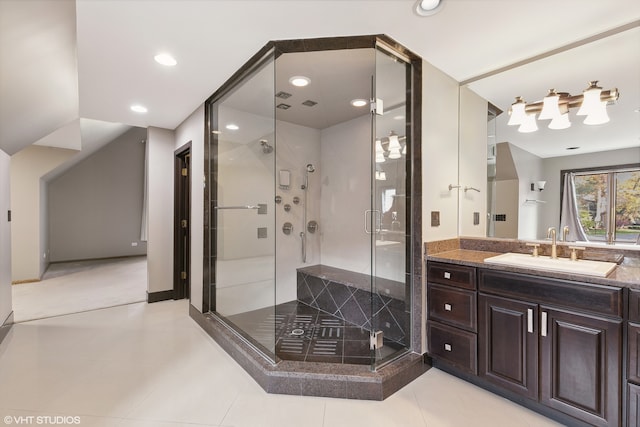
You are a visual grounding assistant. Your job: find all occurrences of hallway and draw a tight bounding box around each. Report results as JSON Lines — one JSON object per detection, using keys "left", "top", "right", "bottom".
{"left": 0, "top": 299, "right": 561, "bottom": 427}
{"left": 11, "top": 256, "right": 147, "bottom": 323}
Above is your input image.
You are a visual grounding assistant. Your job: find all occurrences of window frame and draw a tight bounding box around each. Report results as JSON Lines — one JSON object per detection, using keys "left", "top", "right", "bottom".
{"left": 560, "top": 162, "right": 640, "bottom": 244}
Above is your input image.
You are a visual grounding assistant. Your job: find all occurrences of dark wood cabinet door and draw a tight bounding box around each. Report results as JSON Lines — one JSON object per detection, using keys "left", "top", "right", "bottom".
{"left": 479, "top": 294, "right": 538, "bottom": 400}
{"left": 630, "top": 383, "right": 640, "bottom": 427}
{"left": 540, "top": 306, "right": 621, "bottom": 427}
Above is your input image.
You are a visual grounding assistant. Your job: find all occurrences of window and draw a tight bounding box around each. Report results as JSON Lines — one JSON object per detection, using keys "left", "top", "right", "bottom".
{"left": 566, "top": 165, "right": 640, "bottom": 244}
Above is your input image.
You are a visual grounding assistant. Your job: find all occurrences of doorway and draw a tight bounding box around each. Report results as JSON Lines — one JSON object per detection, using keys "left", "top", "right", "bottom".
{"left": 174, "top": 142, "right": 191, "bottom": 300}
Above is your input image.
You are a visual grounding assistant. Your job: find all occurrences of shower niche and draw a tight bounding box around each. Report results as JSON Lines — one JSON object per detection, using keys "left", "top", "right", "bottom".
{"left": 200, "top": 35, "right": 424, "bottom": 399}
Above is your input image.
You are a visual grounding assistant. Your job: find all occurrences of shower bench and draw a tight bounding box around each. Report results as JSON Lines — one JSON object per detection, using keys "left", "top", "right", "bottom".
{"left": 296, "top": 264, "right": 408, "bottom": 343}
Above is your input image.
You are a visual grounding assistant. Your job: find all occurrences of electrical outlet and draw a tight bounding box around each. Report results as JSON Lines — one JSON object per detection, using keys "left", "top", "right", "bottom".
{"left": 431, "top": 211, "right": 440, "bottom": 227}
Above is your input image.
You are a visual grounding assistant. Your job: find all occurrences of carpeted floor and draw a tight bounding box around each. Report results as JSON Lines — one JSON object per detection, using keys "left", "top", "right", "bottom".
{"left": 11, "top": 256, "right": 147, "bottom": 322}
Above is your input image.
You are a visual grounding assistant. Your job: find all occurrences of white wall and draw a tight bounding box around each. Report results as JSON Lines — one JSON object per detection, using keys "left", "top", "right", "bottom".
{"left": 508, "top": 143, "right": 544, "bottom": 239}
{"left": 47, "top": 127, "right": 148, "bottom": 262}
{"left": 320, "top": 114, "right": 371, "bottom": 275}
{"left": 146, "top": 127, "right": 175, "bottom": 294}
{"left": 422, "top": 60, "right": 460, "bottom": 242}
{"left": 175, "top": 105, "right": 205, "bottom": 311}
{"left": 458, "top": 86, "right": 487, "bottom": 237}
{"left": 10, "top": 145, "right": 76, "bottom": 281}
{"left": 540, "top": 146, "right": 640, "bottom": 236}
{"left": 0, "top": 149, "right": 12, "bottom": 325}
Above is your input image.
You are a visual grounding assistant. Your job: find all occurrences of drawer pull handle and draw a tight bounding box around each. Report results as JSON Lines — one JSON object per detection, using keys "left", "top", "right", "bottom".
{"left": 541, "top": 311, "right": 548, "bottom": 337}
{"left": 444, "top": 343, "right": 452, "bottom": 352}
{"left": 444, "top": 272, "right": 451, "bottom": 279}
{"left": 527, "top": 308, "right": 533, "bottom": 333}
{"left": 444, "top": 303, "right": 452, "bottom": 311}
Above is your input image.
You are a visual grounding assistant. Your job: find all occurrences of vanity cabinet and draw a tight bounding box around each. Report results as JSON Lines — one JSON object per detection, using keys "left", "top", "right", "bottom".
{"left": 628, "top": 290, "right": 640, "bottom": 426}
{"left": 479, "top": 269, "right": 622, "bottom": 427}
{"left": 426, "top": 261, "right": 477, "bottom": 374}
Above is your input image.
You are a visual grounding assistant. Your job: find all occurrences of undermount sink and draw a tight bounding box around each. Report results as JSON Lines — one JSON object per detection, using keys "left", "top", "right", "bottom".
{"left": 483, "top": 252, "right": 617, "bottom": 278}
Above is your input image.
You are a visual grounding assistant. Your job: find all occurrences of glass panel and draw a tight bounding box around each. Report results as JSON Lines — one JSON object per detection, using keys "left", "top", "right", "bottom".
{"left": 371, "top": 46, "right": 410, "bottom": 368}
{"left": 615, "top": 170, "right": 640, "bottom": 243}
{"left": 574, "top": 173, "right": 609, "bottom": 242}
{"left": 209, "top": 50, "right": 277, "bottom": 362}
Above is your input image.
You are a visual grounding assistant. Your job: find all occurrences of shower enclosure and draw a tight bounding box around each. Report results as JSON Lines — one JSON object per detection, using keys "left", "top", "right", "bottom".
{"left": 204, "top": 35, "right": 422, "bottom": 371}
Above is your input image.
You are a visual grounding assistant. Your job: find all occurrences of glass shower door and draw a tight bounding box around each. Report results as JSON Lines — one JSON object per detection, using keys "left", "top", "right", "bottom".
{"left": 210, "top": 50, "right": 277, "bottom": 362}
{"left": 371, "top": 45, "right": 410, "bottom": 368}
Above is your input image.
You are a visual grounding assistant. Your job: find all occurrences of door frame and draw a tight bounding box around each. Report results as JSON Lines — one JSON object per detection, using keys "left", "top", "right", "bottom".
{"left": 174, "top": 142, "right": 192, "bottom": 300}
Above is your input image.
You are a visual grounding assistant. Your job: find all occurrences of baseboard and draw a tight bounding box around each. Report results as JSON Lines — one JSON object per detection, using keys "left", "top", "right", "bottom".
{"left": 0, "top": 311, "right": 14, "bottom": 346}
{"left": 147, "top": 289, "right": 174, "bottom": 303}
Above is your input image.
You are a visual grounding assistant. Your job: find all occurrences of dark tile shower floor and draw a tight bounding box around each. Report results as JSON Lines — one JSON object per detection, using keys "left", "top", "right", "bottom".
{"left": 226, "top": 301, "right": 403, "bottom": 365}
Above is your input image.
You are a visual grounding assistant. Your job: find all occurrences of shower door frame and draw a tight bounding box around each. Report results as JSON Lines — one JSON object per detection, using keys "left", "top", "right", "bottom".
{"left": 203, "top": 35, "right": 423, "bottom": 365}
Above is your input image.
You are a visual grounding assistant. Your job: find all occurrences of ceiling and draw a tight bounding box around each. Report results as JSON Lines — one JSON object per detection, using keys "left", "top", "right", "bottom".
{"left": 1, "top": 0, "right": 639, "bottom": 159}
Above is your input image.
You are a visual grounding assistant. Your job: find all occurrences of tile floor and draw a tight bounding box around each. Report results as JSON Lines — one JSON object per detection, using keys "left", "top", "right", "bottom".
{"left": 0, "top": 300, "right": 564, "bottom": 427}
{"left": 11, "top": 257, "right": 147, "bottom": 322}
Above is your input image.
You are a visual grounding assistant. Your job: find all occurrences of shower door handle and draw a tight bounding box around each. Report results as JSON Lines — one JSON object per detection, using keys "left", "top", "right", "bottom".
{"left": 215, "top": 205, "right": 260, "bottom": 210}
{"left": 364, "top": 210, "right": 381, "bottom": 234}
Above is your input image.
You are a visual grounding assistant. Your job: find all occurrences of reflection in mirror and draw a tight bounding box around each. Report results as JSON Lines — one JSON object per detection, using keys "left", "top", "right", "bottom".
{"left": 464, "top": 25, "right": 640, "bottom": 246}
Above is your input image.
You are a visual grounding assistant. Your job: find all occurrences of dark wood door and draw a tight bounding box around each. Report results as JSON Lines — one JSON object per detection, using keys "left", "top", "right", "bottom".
{"left": 174, "top": 145, "right": 191, "bottom": 300}
{"left": 629, "top": 383, "right": 640, "bottom": 427}
{"left": 539, "top": 306, "right": 621, "bottom": 427}
{"left": 479, "top": 293, "right": 538, "bottom": 400}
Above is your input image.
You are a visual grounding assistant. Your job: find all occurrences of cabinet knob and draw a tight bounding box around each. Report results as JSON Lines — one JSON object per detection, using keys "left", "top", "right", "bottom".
{"left": 444, "top": 343, "right": 452, "bottom": 352}
{"left": 444, "top": 272, "right": 451, "bottom": 279}
{"left": 444, "top": 303, "right": 452, "bottom": 311}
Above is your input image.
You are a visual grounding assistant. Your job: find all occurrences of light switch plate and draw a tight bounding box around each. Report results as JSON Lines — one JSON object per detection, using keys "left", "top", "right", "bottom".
{"left": 431, "top": 211, "right": 440, "bottom": 227}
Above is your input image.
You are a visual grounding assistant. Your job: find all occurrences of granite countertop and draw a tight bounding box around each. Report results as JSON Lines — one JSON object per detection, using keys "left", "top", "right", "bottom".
{"left": 427, "top": 249, "right": 640, "bottom": 290}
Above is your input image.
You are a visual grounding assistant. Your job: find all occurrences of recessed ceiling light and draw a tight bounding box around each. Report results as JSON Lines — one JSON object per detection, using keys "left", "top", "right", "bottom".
{"left": 393, "top": 115, "right": 405, "bottom": 120}
{"left": 566, "top": 146, "right": 580, "bottom": 150}
{"left": 226, "top": 124, "right": 239, "bottom": 130}
{"left": 415, "top": 0, "right": 444, "bottom": 16}
{"left": 154, "top": 53, "right": 177, "bottom": 66}
{"left": 351, "top": 99, "right": 367, "bottom": 108}
{"left": 130, "top": 104, "right": 148, "bottom": 113}
{"left": 289, "top": 76, "right": 310, "bottom": 87}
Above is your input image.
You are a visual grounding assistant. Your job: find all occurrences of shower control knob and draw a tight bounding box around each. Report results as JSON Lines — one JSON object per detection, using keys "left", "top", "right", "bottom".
{"left": 284, "top": 204, "right": 291, "bottom": 212}
{"left": 275, "top": 195, "right": 282, "bottom": 204}
{"left": 292, "top": 196, "right": 300, "bottom": 205}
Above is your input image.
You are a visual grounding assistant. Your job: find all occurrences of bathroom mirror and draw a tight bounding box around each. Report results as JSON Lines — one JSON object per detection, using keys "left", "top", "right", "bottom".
{"left": 461, "top": 25, "right": 640, "bottom": 244}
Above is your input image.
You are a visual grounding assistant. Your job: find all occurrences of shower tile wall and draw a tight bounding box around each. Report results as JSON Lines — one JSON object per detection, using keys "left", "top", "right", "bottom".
{"left": 275, "top": 120, "right": 321, "bottom": 304}
{"left": 296, "top": 266, "right": 408, "bottom": 344}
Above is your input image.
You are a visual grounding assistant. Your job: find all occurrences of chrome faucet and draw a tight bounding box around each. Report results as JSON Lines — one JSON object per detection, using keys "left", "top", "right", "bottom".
{"left": 547, "top": 227, "right": 557, "bottom": 259}
{"left": 562, "top": 225, "right": 570, "bottom": 242}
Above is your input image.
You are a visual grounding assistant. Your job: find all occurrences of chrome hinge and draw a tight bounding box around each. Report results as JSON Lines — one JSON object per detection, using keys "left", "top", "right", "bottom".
{"left": 181, "top": 167, "right": 188, "bottom": 177}
{"left": 181, "top": 271, "right": 187, "bottom": 280}
{"left": 370, "top": 331, "right": 384, "bottom": 350}
{"left": 370, "top": 98, "right": 384, "bottom": 115}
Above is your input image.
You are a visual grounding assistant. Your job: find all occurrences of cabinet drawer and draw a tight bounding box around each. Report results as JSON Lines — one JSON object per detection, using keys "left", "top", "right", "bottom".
{"left": 428, "top": 321, "right": 477, "bottom": 375}
{"left": 427, "top": 261, "right": 476, "bottom": 290}
{"left": 630, "top": 323, "right": 640, "bottom": 384}
{"left": 631, "top": 290, "right": 640, "bottom": 323}
{"left": 428, "top": 283, "right": 477, "bottom": 332}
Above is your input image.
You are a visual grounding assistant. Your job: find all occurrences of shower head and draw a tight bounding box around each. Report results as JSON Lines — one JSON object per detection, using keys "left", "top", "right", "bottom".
{"left": 260, "top": 139, "right": 273, "bottom": 154}
{"left": 306, "top": 164, "right": 315, "bottom": 173}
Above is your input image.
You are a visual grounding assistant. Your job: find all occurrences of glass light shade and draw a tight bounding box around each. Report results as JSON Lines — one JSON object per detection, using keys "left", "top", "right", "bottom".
{"left": 548, "top": 113, "right": 571, "bottom": 130}
{"left": 375, "top": 170, "right": 387, "bottom": 181}
{"left": 538, "top": 90, "right": 561, "bottom": 120}
{"left": 376, "top": 152, "right": 386, "bottom": 163}
{"left": 583, "top": 101, "right": 610, "bottom": 125}
{"left": 388, "top": 147, "right": 402, "bottom": 159}
{"left": 508, "top": 99, "right": 527, "bottom": 126}
{"left": 577, "top": 83, "right": 602, "bottom": 116}
{"left": 402, "top": 143, "right": 407, "bottom": 155}
{"left": 518, "top": 113, "right": 538, "bottom": 133}
{"left": 375, "top": 139, "right": 385, "bottom": 163}
{"left": 388, "top": 134, "right": 401, "bottom": 151}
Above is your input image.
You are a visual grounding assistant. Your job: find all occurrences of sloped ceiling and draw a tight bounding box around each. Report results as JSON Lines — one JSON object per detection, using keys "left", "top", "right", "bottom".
{"left": 1, "top": 0, "right": 639, "bottom": 159}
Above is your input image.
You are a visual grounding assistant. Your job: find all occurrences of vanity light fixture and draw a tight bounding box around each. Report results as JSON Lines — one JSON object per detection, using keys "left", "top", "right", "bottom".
{"left": 130, "top": 104, "right": 148, "bottom": 113}
{"left": 508, "top": 81, "right": 618, "bottom": 132}
{"left": 414, "top": 0, "right": 444, "bottom": 16}
{"left": 387, "top": 131, "right": 402, "bottom": 159}
{"left": 289, "top": 76, "right": 310, "bottom": 87}
{"left": 154, "top": 53, "right": 177, "bottom": 67}
{"left": 351, "top": 99, "right": 367, "bottom": 107}
{"left": 375, "top": 139, "right": 385, "bottom": 163}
